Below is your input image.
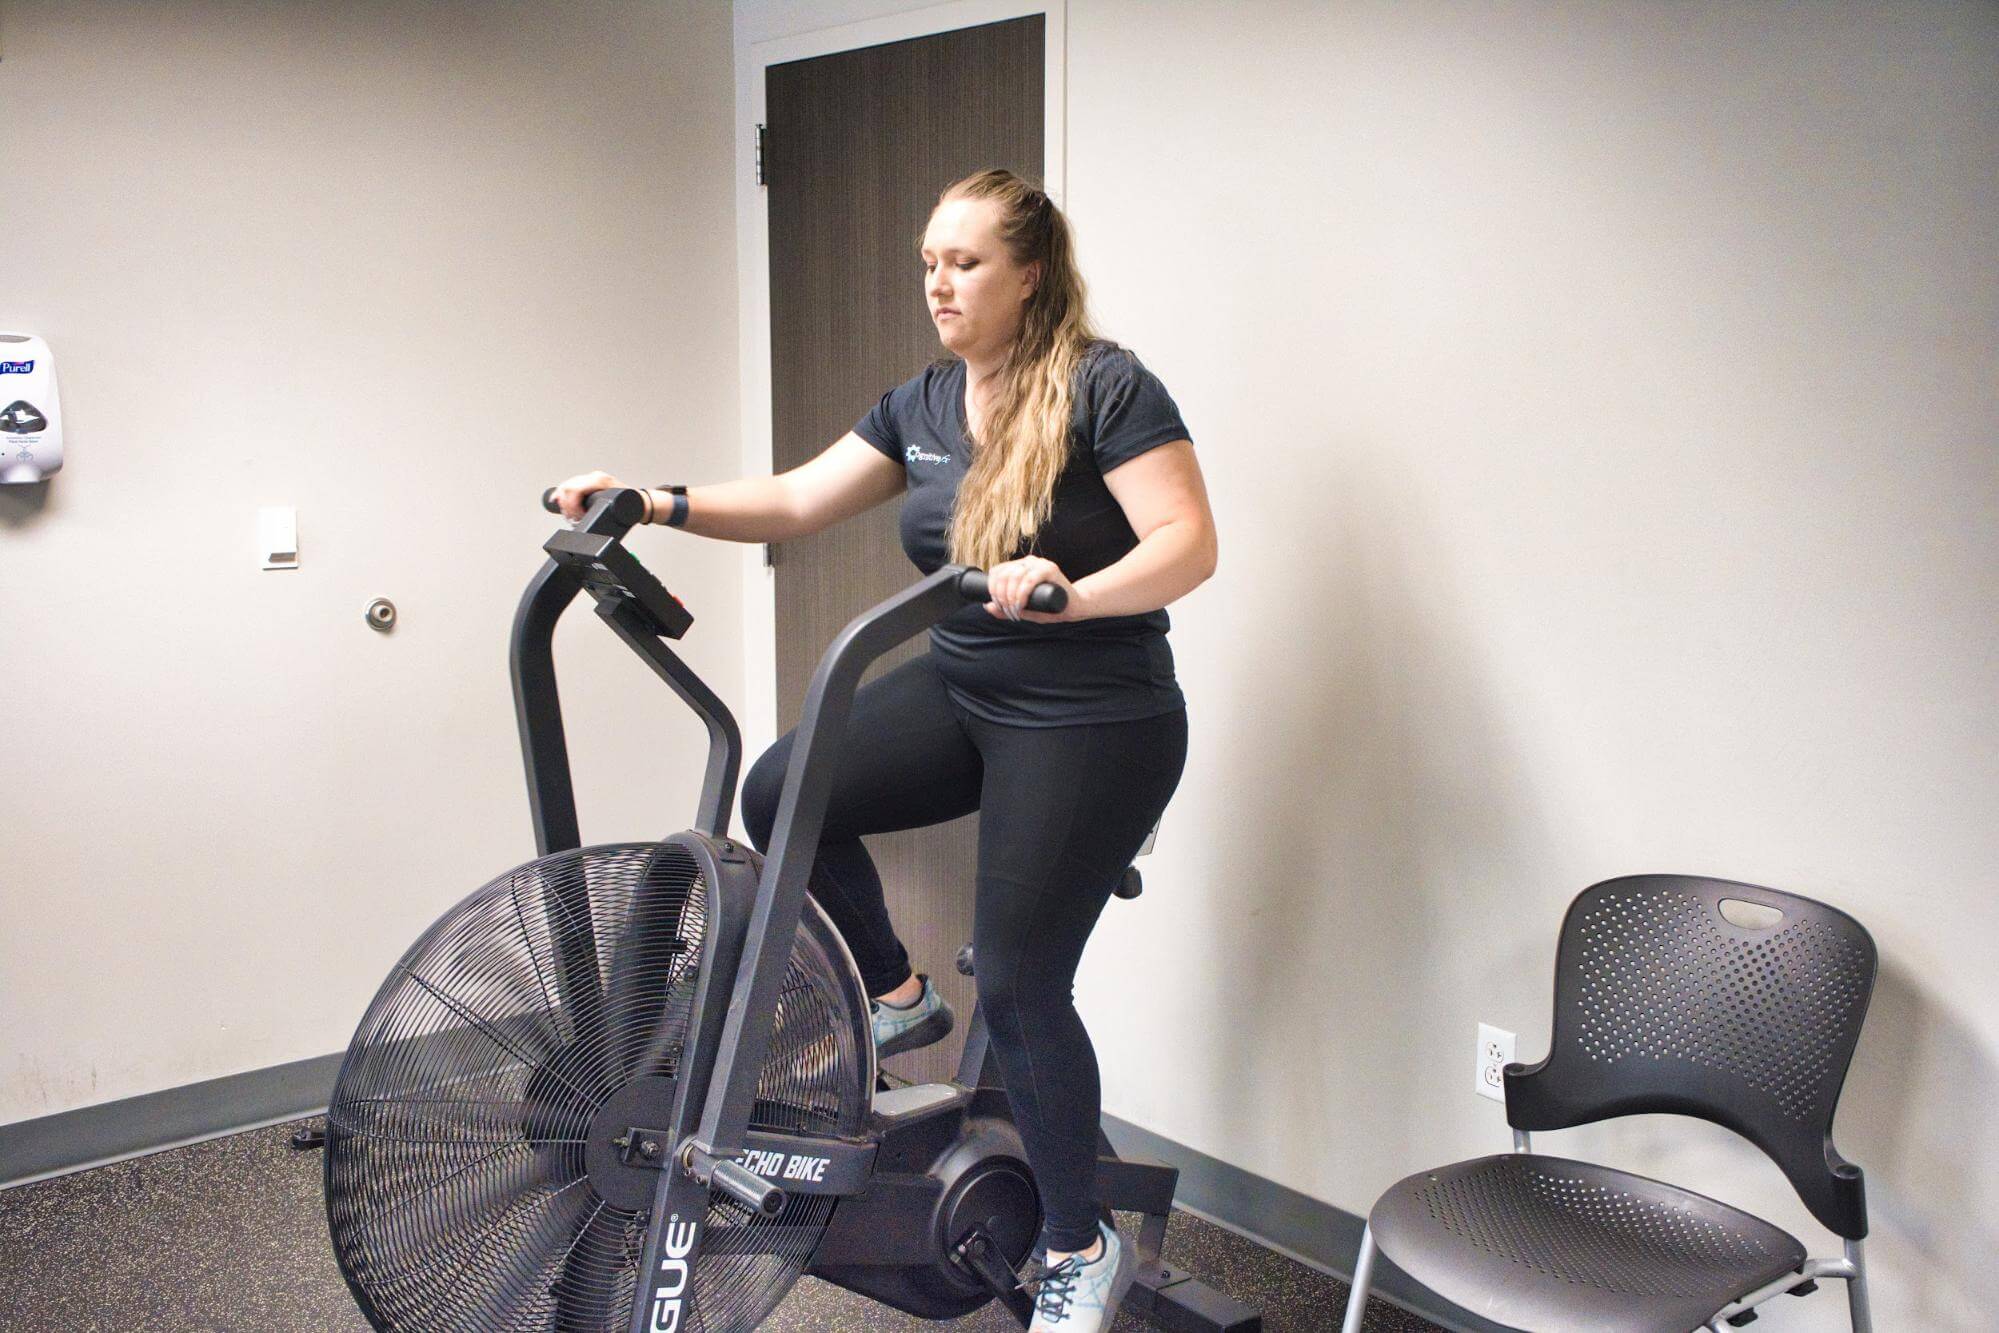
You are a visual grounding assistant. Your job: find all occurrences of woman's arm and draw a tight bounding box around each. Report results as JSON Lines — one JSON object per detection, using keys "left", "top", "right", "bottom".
{"left": 552, "top": 433, "right": 903, "bottom": 542}
{"left": 981, "top": 440, "right": 1218, "bottom": 622}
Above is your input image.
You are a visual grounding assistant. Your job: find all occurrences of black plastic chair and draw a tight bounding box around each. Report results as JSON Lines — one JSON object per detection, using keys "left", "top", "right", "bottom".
{"left": 1339, "top": 874, "right": 1877, "bottom": 1333}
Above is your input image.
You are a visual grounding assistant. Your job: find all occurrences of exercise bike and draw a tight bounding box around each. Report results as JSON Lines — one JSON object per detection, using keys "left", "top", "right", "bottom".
{"left": 317, "top": 487, "right": 1260, "bottom": 1332}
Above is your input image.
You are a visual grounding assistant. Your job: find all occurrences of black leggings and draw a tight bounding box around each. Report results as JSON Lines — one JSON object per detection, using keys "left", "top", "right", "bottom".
{"left": 740, "top": 653, "right": 1187, "bottom": 1254}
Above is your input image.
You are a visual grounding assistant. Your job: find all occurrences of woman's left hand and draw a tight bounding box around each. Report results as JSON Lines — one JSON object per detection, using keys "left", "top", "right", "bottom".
{"left": 984, "top": 555, "right": 1083, "bottom": 624}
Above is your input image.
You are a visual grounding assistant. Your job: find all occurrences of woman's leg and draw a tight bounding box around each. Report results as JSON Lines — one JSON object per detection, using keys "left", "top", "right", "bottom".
{"left": 965, "top": 708, "right": 1189, "bottom": 1256}
{"left": 739, "top": 654, "right": 982, "bottom": 998}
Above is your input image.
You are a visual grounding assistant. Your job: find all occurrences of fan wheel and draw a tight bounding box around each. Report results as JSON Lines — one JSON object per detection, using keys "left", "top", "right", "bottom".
{"left": 324, "top": 839, "right": 871, "bottom": 1332}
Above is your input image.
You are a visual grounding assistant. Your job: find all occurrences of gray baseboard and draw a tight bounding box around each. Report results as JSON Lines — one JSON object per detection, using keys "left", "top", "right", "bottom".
{"left": 0, "top": 1052, "right": 344, "bottom": 1188}
{"left": 2, "top": 1059, "right": 1502, "bottom": 1331}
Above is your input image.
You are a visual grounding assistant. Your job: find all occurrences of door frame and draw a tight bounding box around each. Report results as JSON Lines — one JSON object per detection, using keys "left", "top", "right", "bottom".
{"left": 731, "top": 0, "right": 1068, "bottom": 759}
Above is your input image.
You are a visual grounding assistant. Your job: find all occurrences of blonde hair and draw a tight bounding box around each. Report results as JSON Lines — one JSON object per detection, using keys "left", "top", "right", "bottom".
{"left": 934, "top": 169, "right": 1103, "bottom": 569}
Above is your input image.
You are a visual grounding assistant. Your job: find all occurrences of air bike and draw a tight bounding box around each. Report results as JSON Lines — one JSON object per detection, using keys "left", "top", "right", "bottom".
{"left": 319, "top": 487, "right": 1261, "bottom": 1332}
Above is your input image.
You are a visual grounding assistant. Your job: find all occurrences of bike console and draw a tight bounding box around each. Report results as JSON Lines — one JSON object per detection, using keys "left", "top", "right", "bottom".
{"left": 542, "top": 529, "right": 694, "bottom": 640}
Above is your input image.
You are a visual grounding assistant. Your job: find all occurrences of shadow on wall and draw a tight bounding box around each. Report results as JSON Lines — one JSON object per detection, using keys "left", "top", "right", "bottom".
{"left": 0, "top": 480, "right": 54, "bottom": 526}
{"left": 1840, "top": 957, "right": 1999, "bottom": 1326}
{"left": 1187, "top": 435, "right": 1551, "bottom": 1175}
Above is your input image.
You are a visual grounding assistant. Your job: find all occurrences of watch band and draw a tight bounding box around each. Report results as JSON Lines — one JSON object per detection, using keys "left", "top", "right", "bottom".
{"left": 658, "top": 484, "right": 690, "bottom": 528}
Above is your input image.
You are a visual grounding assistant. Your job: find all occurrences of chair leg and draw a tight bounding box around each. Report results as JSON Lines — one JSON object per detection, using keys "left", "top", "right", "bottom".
{"left": 1845, "top": 1238, "right": 1873, "bottom": 1333}
{"left": 1340, "top": 1224, "right": 1379, "bottom": 1333}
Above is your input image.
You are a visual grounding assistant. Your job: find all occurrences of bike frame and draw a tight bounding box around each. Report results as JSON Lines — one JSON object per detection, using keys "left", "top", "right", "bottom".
{"left": 508, "top": 491, "right": 989, "bottom": 1333}
{"left": 632, "top": 566, "right": 974, "bottom": 1333}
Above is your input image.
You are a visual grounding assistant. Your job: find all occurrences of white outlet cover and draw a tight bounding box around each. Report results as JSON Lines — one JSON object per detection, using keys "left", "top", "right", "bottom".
{"left": 1476, "top": 1022, "right": 1516, "bottom": 1103}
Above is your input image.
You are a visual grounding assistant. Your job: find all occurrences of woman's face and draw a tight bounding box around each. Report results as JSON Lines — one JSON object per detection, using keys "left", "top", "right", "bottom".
{"left": 921, "top": 197, "right": 1039, "bottom": 363}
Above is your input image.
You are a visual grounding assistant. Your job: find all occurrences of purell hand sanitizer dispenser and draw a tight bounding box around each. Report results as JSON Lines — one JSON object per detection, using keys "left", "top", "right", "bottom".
{"left": 0, "top": 333, "right": 63, "bottom": 484}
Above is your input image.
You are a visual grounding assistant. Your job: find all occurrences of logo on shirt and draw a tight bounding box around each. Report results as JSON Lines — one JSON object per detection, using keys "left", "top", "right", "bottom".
{"left": 905, "top": 445, "right": 952, "bottom": 466}
{"left": 0, "top": 361, "right": 33, "bottom": 374}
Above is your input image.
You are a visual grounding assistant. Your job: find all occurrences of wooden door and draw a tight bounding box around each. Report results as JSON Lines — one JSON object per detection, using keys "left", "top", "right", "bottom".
{"left": 765, "top": 16, "right": 1043, "bottom": 1084}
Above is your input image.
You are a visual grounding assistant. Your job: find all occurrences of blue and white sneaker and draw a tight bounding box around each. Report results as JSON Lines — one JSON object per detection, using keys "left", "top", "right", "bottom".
{"left": 1029, "top": 1222, "right": 1135, "bottom": 1332}
{"left": 870, "top": 973, "right": 954, "bottom": 1058}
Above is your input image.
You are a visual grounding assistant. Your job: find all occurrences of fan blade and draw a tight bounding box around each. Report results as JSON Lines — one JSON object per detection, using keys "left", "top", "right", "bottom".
{"left": 699, "top": 1219, "right": 821, "bottom": 1258}
{"left": 346, "top": 1143, "right": 573, "bottom": 1292}
{"left": 525, "top": 859, "right": 611, "bottom": 1055}
{"left": 553, "top": 1201, "right": 639, "bottom": 1329}
{"left": 601, "top": 852, "right": 700, "bottom": 1081}
{"left": 420, "top": 1176, "right": 601, "bottom": 1331}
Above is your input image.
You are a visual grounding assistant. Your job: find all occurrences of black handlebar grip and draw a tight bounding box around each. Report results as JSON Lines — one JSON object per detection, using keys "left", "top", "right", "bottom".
{"left": 543, "top": 486, "right": 647, "bottom": 525}
{"left": 956, "top": 570, "right": 1068, "bottom": 615}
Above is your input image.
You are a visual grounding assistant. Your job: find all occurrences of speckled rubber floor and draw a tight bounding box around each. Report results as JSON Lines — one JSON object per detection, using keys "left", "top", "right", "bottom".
{"left": 0, "top": 1119, "right": 1443, "bottom": 1332}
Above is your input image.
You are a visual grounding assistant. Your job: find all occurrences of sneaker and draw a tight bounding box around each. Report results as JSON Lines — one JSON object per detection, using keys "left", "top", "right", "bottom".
{"left": 1029, "top": 1222, "right": 1135, "bottom": 1332}
{"left": 869, "top": 974, "right": 954, "bottom": 1058}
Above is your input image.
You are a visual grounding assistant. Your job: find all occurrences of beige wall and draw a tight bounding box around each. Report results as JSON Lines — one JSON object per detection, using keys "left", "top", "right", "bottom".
{"left": 1083, "top": 4, "right": 1998, "bottom": 1329}
{"left": 7, "top": 1, "right": 1996, "bottom": 1330}
{"left": 734, "top": 2, "right": 1999, "bottom": 1329}
{"left": 0, "top": 2, "right": 742, "bottom": 1119}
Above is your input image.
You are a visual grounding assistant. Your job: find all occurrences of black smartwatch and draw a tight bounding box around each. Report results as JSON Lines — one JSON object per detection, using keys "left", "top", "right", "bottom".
{"left": 656, "top": 484, "right": 689, "bottom": 528}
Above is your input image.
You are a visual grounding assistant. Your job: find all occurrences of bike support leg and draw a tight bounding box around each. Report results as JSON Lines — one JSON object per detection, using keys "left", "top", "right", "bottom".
{"left": 1097, "top": 1155, "right": 1264, "bottom": 1332}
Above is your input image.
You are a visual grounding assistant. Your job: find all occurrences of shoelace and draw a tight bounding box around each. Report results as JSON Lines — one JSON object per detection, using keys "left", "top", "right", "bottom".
{"left": 1035, "top": 1253, "right": 1086, "bottom": 1320}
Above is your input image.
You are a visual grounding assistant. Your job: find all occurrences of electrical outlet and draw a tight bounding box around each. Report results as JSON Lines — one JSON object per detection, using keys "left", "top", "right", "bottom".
{"left": 1475, "top": 1023, "right": 1515, "bottom": 1102}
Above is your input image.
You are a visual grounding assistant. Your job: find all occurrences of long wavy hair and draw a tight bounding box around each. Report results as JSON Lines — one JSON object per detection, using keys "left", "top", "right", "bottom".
{"left": 934, "top": 169, "right": 1103, "bottom": 569}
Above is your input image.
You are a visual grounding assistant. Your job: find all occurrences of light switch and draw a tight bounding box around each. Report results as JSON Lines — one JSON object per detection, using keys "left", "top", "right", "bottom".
{"left": 260, "top": 506, "right": 298, "bottom": 570}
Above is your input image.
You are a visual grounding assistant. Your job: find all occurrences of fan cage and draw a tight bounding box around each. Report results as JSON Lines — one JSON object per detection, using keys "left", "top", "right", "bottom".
{"left": 326, "top": 840, "right": 869, "bottom": 1332}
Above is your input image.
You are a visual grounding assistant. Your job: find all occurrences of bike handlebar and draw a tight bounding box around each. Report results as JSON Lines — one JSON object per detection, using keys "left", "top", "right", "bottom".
{"left": 955, "top": 569, "right": 1067, "bottom": 615}
{"left": 538, "top": 488, "right": 1066, "bottom": 613}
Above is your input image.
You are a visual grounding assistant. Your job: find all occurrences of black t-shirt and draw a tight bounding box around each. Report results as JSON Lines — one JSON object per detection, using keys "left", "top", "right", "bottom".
{"left": 854, "top": 342, "right": 1192, "bottom": 727}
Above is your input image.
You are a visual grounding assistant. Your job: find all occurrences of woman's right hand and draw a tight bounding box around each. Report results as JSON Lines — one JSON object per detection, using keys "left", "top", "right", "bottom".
{"left": 550, "top": 470, "right": 625, "bottom": 521}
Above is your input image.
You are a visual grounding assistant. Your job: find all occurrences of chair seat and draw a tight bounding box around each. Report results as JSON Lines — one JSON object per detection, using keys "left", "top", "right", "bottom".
{"left": 1368, "top": 1154, "right": 1806, "bottom": 1333}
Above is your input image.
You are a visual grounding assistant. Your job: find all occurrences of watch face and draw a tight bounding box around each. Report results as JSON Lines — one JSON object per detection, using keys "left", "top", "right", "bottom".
{"left": 1, "top": 401, "right": 46, "bottom": 434}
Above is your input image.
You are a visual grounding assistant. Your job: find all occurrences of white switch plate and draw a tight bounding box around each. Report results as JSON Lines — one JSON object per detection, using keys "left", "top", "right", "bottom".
{"left": 259, "top": 506, "right": 298, "bottom": 570}
{"left": 1476, "top": 1022, "right": 1516, "bottom": 1102}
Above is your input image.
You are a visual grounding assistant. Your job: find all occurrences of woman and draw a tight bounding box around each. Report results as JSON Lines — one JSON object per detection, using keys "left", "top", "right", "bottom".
{"left": 552, "top": 168, "right": 1216, "bottom": 1333}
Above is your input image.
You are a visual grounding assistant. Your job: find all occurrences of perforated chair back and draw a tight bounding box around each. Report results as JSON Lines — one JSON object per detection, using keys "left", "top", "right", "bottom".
{"left": 1504, "top": 874, "right": 1876, "bottom": 1237}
